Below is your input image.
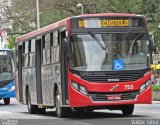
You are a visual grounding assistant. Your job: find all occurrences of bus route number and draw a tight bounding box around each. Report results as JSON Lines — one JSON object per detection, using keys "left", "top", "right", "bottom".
{"left": 124, "top": 85, "right": 134, "bottom": 90}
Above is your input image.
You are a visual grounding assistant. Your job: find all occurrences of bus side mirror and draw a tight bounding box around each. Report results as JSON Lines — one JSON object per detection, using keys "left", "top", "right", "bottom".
{"left": 150, "top": 40, "right": 156, "bottom": 53}
{"left": 63, "top": 38, "right": 71, "bottom": 60}
{"left": 148, "top": 35, "right": 156, "bottom": 53}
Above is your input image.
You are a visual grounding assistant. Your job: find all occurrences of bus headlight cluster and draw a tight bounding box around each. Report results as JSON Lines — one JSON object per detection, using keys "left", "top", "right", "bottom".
{"left": 140, "top": 80, "right": 151, "bottom": 93}
{"left": 8, "top": 86, "right": 15, "bottom": 92}
{"left": 71, "top": 82, "right": 88, "bottom": 95}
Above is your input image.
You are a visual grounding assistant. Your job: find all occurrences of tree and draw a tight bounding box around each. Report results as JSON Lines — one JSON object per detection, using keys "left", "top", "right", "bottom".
{"left": 0, "top": 0, "right": 13, "bottom": 30}
{"left": 97, "top": 0, "right": 142, "bottom": 13}
{"left": 1, "top": 0, "right": 160, "bottom": 49}
{"left": 6, "top": 35, "right": 20, "bottom": 49}
{"left": 141, "top": 0, "right": 160, "bottom": 48}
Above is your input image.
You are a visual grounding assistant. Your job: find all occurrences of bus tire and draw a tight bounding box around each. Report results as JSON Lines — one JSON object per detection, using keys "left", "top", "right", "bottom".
{"left": 121, "top": 104, "right": 134, "bottom": 116}
{"left": 55, "top": 89, "right": 68, "bottom": 118}
{"left": 4, "top": 98, "right": 10, "bottom": 105}
{"left": 26, "top": 89, "right": 38, "bottom": 114}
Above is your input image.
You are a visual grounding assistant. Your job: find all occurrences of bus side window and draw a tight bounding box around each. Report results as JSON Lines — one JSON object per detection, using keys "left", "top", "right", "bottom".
{"left": 28, "top": 39, "right": 35, "bottom": 67}
{"left": 22, "top": 41, "right": 29, "bottom": 68}
{"left": 51, "top": 31, "right": 59, "bottom": 63}
{"left": 42, "top": 34, "right": 51, "bottom": 65}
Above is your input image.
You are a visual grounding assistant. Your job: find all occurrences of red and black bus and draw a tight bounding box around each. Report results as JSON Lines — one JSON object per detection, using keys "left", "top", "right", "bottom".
{"left": 15, "top": 13, "right": 153, "bottom": 117}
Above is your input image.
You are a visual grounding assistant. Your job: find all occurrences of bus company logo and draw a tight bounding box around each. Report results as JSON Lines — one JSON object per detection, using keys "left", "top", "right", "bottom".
{"left": 109, "top": 84, "right": 119, "bottom": 91}
{"left": 108, "top": 78, "right": 119, "bottom": 82}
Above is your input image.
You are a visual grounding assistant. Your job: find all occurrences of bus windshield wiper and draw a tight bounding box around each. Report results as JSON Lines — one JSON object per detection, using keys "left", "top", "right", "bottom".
{"left": 88, "top": 31, "right": 106, "bottom": 50}
{"left": 121, "top": 29, "right": 132, "bottom": 41}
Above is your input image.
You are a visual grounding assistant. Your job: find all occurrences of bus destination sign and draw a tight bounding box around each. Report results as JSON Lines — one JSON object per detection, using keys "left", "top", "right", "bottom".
{"left": 0, "top": 50, "right": 13, "bottom": 57}
{"left": 77, "top": 17, "right": 145, "bottom": 28}
{"left": 78, "top": 19, "right": 129, "bottom": 28}
{"left": 0, "top": 51, "right": 7, "bottom": 56}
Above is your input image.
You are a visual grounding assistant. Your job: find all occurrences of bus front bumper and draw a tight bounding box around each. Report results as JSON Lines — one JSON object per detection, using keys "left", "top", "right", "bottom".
{"left": 69, "top": 85, "right": 152, "bottom": 107}
{"left": 0, "top": 87, "right": 15, "bottom": 99}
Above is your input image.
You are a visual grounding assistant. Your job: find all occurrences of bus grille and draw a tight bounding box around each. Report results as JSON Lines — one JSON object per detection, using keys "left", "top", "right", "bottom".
{"left": 89, "top": 91, "right": 138, "bottom": 101}
{"left": 74, "top": 68, "right": 150, "bottom": 83}
{"left": 83, "top": 72, "right": 141, "bottom": 82}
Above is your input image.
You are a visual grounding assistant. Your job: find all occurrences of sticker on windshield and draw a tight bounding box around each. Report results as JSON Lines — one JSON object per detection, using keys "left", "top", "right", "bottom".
{"left": 113, "top": 59, "right": 124, "bottom": 70}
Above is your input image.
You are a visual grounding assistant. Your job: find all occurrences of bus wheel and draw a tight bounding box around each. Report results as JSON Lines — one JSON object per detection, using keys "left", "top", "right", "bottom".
{"left": 55, "top": 90, "right": 68, "bottom": 118}
{"left": 4, "top": 98, "right": 10, "bottom": 105}
{"left": 121, "top": 104, "right": 134, "bottom": 116}
{"left": 26, "top": 89, "right": 38, "bottom": 114}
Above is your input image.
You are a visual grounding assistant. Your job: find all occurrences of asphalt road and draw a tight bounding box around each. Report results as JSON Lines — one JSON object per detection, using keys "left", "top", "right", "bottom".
{"left": 0, "top": 98, "right": 160, "bottom": 125}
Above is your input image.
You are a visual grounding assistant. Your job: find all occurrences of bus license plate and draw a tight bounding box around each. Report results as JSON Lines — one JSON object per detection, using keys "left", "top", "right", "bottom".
{"left": 107, "top": 95, "right": 121, "bottom": 101}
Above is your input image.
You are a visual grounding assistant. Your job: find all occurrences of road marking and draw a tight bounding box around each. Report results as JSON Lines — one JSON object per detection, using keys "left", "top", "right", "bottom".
{"left": 0, "top": 111, "right": 60, "bottom": 119}
{"left": 74, "top": 122, "right": 91, "bottom": 125}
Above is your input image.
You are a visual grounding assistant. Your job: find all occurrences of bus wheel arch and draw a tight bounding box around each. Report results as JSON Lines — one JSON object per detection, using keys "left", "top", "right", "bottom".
{"left": 54, "top": 83, "right": 68, "bottom": 118}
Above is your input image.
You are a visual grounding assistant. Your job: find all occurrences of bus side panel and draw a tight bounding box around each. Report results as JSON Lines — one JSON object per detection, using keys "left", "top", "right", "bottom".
{"left": 22, "top": 69, "right": 27, "bottom": 103}
{"left": 27, "top": 68, "right": 37, "bottom": 104}
{"left": 41, "top": 64, "right": 55, "bottom": 106}
{"left": 22, "top": 68, "right": 37, "bottom": 105}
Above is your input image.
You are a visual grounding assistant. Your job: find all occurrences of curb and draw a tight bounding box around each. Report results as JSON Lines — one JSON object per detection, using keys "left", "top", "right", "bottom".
{"left": 152, "top": 101, "right": 160, "bottom": 104}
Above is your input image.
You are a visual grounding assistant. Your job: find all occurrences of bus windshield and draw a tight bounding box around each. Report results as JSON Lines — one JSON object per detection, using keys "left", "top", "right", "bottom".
{"left": 0, "top": 58, "right": 14, "bottom": 81}
{"left": 71, "top": 33, "right": 149, "bottom": 71}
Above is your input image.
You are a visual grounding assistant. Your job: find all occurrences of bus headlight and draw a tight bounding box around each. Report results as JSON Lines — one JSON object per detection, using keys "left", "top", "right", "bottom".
{"left": 71, "top": 81, "right": 88, "bottom": 95}
{"left": 140, "top": 80, "right": 151, "bottom": 93}
{"left": 8, "top": 86, "right": 15, "bottom": 92}
{"left": 71, "top": 82, "right": 79, "bottom": 90}
{"left": 79, "top": 86, "right": 88, "bottom": 95}
{"left": 140, "top": 84, "right": 146, "bottom": 93}
{"left": 145, "top": 80, "right": 151, "bottom": 87}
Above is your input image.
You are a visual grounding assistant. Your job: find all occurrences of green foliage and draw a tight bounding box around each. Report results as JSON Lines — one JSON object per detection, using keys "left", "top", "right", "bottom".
{"left": 98, "top": 0, "right": 143, "bottom": 14}
{"left": 152, "top": 85, "right": 160, "bottom": 91}
{"left": 6, "top": 35, "right": 20, "bottom": 49}
{"left": 4, "top": 0, "right": 160, "bottom": 48}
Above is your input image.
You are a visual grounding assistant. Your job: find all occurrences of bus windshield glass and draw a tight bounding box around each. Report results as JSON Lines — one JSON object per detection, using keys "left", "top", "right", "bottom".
{"left": 71, "top": 33, "right": 149, "bottom": 71}
{"left": 0, "top": 58, "right": 14, "bottom": 81}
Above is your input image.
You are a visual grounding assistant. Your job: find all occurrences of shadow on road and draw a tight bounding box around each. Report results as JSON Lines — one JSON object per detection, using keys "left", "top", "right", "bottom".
{"left": 0, "top": 103, "right": 18, "bottom": 106}
{"left": 20, "top": 110, "right": 149, "bottom": 119}
{"left": 65, "top": 111, "right": 149, "bottom": 120}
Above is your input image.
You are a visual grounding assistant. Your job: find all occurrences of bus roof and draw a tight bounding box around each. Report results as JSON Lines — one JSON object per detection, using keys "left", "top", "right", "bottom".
{"left": 16, "top": 17, "right": 70, "bottom": 43}
{"left": 74, "top": 13, "right": 137, "bottom": 18}
{"left": 15, "top": 13, "right": 143, "bottom": 43}
{"left": 0, "top": 48, "right": 12, "bottom": 51}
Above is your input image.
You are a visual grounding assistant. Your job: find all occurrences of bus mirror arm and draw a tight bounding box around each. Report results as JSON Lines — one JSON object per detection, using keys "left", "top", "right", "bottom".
{"left": 63, "top": 38, "right": 71, "bottom": 61}
{"left": 148, "top": 34, "right": 156, "bottom": 53}
{"left": 148, "top": 36, "right": 156, "bottom": 53}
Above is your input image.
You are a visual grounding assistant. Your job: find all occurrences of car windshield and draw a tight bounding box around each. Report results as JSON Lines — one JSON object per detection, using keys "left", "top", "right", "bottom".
{"left": 70, "top": 33, "right": 149, "bottom": 71}
{"left": 0, "top": 58, "right": 14, "bottom": 81}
